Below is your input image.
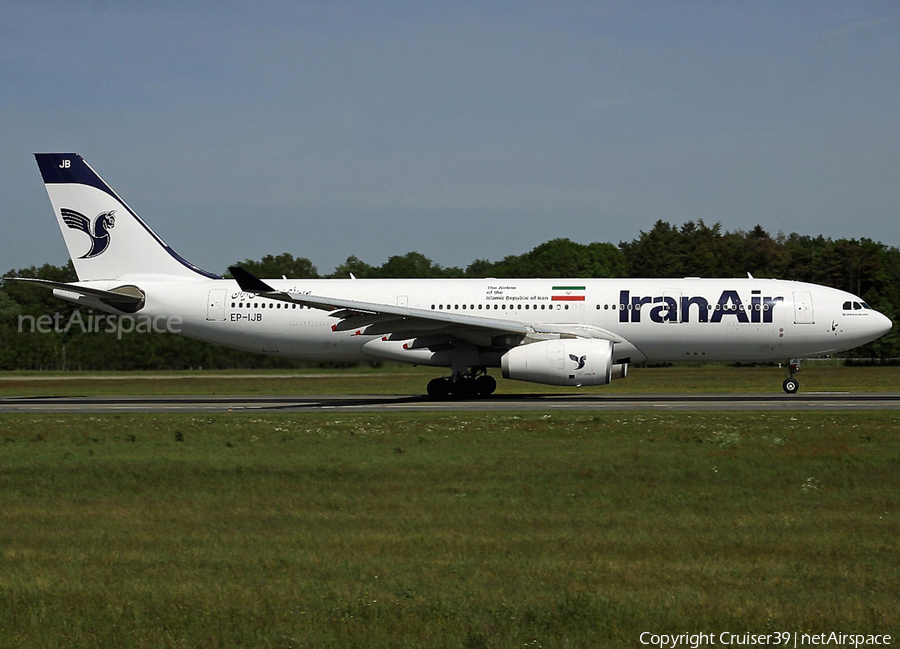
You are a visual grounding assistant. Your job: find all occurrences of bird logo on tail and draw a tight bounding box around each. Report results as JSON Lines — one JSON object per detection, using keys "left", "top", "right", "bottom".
{"left": 61, "top": 209, "right": 116, "bottom": 258}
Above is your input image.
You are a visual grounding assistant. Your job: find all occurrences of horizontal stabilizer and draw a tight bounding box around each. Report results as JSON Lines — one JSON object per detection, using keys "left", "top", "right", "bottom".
{"left": 9, "top": 277, "right": 145, "bottom": 312}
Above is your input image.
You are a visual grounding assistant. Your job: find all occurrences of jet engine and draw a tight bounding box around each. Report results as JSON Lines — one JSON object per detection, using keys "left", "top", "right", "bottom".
{"left": 501, "top": 338, "right": 626, "bottom": 387}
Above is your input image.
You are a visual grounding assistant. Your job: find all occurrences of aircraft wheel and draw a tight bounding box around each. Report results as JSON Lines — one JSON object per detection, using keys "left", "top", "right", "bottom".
{"left": 453, "top": 377, "right": 478, "bottom": 400}
{"left": 782, "top": 378, "right": 799, "bottom": 394}
{"left": 474, "top": 374, "right": 497, "bottom": 397}
{"left": 427, "top": 377, "right": 452, "bottom": 399}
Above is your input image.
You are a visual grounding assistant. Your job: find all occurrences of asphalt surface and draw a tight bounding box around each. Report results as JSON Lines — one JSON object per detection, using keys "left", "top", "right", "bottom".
{"left": 1, "top": 393, "right": 899, "bottom": 413}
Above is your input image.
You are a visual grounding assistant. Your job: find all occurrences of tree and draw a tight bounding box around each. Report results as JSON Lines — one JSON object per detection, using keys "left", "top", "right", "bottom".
{"left": 228, "top": 253, "right": 318, "bottom": 279}
{"left": 620, "top": 220, "right": 686, "bottom": 277}
{"left": 466, "top": 239, "right": 625, "bottom": 278}
{"left": 327, "top": 255, "right": 375, "bottom": 279}
{"left": 2, "top": 225, "right": 898, "bottom": 369}
{"left": 370, "top": 252, "right": 444, "bottom": 278}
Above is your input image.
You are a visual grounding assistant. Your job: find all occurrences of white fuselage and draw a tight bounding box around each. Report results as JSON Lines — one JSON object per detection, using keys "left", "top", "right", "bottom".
{"left": 71, "top": 276, "right": 891, "bottom": 367}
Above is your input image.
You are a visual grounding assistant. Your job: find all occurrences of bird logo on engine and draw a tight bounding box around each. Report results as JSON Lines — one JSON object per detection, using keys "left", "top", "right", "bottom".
{"left": 569, "top": 354, "right": 586, "bottom": 370}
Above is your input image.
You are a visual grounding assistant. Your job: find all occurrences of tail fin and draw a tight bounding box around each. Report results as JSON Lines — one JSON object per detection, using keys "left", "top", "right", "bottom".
{"left": 34, "top": 153, "right": 219, "bottom": 282}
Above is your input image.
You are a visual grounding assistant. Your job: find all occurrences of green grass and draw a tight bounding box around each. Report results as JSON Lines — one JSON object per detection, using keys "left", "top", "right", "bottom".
{"left": 1, "top": 363, "right": 899, "bottom": 397}
{"left": 1, "top": 412, "right": 898, "bottom": 647}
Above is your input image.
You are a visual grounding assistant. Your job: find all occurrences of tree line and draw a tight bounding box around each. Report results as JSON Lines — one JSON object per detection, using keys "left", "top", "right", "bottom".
{"left": 1, "top": 220, "right": 896, "bottom": 370}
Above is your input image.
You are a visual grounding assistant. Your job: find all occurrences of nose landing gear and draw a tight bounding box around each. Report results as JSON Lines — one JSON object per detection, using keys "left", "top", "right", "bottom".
{"left": 782, "top": 358, "right": 801, "bottom": 394}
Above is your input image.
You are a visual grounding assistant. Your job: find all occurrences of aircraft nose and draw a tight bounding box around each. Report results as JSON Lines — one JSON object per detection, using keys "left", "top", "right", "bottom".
{"left": 849, "top": 309, "right": 893, "bottom": 345}
{"left": 874, "top": 311, "right": 893, "bottom": 337}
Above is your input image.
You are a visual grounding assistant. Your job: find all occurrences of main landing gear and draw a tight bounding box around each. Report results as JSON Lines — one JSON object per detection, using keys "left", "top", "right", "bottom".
{"left": 427, "top": 368, "right": 497, "bottom": 400}
{"left": 782, "top": 358, "right": 801, "bottom": 394}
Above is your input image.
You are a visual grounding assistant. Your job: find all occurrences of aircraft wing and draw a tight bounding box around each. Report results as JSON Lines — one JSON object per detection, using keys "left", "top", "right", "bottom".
{"left": 229, "top": 266, "right": 623, "bottom": 346}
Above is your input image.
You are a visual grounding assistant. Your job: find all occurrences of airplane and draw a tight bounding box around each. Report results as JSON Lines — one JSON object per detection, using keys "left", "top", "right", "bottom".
{"left": 11, "top": 153, "right": 893, "bottom": 398}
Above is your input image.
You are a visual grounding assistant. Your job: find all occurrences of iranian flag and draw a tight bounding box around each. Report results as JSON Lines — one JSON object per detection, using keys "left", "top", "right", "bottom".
{"left": 551, "top": 286, "right": 585, "bottom": 301}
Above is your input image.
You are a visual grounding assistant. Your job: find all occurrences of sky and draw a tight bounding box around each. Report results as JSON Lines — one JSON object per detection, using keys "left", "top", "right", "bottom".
{"left": 2, "top": 0, "right": 899, "bottom": 276}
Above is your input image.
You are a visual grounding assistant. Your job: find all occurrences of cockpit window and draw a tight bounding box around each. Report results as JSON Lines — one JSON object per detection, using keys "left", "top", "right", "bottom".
{"left": 843, "top": 301, "right": 872, "bottom": 311}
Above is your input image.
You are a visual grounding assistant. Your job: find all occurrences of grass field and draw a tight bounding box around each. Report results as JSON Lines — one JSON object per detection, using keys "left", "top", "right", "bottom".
{"left": 1, "top": 411, "right": 898, "bottom": 647}
{"left": 1, "top": 363, "right": 899, "bottom": 397}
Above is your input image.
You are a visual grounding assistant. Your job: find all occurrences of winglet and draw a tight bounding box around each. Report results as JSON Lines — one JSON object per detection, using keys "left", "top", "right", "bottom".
{"left": 229, "top": 266, "right": 276, "bottom": 293}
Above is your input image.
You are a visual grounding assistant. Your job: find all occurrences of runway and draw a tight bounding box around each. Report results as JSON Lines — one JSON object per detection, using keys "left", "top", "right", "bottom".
{"left": 2, "top": 392, "right": 899, "bottom": 413}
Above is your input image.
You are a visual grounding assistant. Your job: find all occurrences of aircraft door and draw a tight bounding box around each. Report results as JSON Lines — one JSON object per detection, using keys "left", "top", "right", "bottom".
{"left": 206, "top": 289, "right": 227, "bottom": 321}
{"left": 793, "top": 291, "right": 814, "bottom": 324}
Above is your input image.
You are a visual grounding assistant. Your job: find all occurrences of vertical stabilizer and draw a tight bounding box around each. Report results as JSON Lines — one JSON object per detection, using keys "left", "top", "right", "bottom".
{"left": 34, "top": 153, "right": 219, "bottom": 282}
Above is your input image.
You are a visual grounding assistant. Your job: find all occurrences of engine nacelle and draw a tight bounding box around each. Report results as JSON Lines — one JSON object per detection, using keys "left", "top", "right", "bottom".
{"left": 501, "top": 339, "right": 625, "bottom": 387}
